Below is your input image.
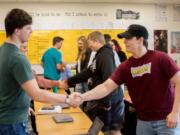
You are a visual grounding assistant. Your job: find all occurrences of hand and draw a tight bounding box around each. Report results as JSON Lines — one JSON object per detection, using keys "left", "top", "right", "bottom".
{"left": 59, "top": 80, "right": 69, "bottom": 89}
{"left": 68, "top": 92, "right": 83, "bottom": 108}
{"left": 59, "top": 64, "right": 65, "bottom": 72}
{"left": 62, "top": 61, "right": 67, "bottom": 66}
{"left": 166, "top": 111, "right": 180, "bottom": 128}
{"left": 28, "top": 107, "right": 35, "bottom": 116}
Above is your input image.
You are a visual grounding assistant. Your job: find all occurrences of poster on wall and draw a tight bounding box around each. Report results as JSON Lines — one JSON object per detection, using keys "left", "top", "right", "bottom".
{"left": 116, "top": 9, "right": 140, "bottom": 20}
{"left": 171, "top": 32, "right": 180, "bottom": 53}
{"left": 154, "top": 30, "right": 168, "bottom": 53}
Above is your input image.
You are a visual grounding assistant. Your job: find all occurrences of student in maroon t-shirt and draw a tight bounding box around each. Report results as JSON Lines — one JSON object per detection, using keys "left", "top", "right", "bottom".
{"left": 70, "top": 24, "right": 180, "bottom": 135}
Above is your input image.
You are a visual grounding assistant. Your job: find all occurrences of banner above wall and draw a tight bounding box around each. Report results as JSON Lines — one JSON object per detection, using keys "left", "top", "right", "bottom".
{"left": 116, "top": 9, "right": 140, "bottom": 20}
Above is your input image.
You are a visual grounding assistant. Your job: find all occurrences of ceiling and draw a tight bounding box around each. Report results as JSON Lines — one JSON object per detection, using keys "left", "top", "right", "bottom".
{"left": 0, "top": 0, "right": 180, "bottom": 4}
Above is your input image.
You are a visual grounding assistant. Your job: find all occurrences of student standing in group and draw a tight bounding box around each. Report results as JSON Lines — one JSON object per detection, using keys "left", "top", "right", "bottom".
{"left": 111, "top": 39, "right": 127, "bottom": 63}
{"left": 20, "top": 43, "right": 65, "bottom": 134}
{"left": 63, "top": 31, "right": 124, "bottom": 135}
{"left": 0, "top": 8, "right": 79, "bottom": 135}
{"left": 104, "top": 34, "right": 120, "bottom": 66}
{"left": 70, "top": 24, "right": 180, "bottom": 135}
{"left": 73, "top": 36, "right": 92, "bottom": 110}
{"left": 74, "top": 36, "right": 91, "bottom": 94}
{"left": 41, "top": 36, "right": 65, "bottom": 93}
{"left": 20, "top": 43, "right": 61, "bottom": 89}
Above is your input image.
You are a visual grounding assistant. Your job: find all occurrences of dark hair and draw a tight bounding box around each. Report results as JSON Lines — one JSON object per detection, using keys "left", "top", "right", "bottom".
{"left": 5, "top": 8, "right": 32, "bottom": 37}
{"left": 53, "top": 36, "right": 64, "bottom": 46}
{"left": 143, "top": 39, "right": 148, "bottom": 49}
{"left": 104, "top": 34, "right": 111, "bottom": 44}
{"left": 134, "top": 37, "right": 148, "bottom": 48}
{"left": 111, "top": 39, "right": 122, "bottom": 52}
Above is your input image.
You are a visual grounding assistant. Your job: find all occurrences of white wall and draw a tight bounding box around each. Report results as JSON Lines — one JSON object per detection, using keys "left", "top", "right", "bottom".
{"left": 0, "top": 2, "right": 179, "bottom": 63}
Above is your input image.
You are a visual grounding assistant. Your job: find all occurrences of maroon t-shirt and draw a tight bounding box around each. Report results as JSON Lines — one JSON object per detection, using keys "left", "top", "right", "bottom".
{"left": 110, "top": 50, "right": 180, "bottom": 121}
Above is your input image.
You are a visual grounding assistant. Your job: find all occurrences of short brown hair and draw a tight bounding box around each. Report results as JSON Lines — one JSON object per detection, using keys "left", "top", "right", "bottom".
{"left": 104, "top": 34, "right": 111, "bottom": 44}
{"left": 53, "top": 36, "right": 64, "bottom": 46}
{"left": 5, "top": 8, "right": 32, "bottom": 37}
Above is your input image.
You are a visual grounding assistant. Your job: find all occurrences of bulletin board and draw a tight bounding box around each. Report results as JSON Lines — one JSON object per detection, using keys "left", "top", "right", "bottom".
{"left": 0, "top": 29, "right": 130, "bottom": 64}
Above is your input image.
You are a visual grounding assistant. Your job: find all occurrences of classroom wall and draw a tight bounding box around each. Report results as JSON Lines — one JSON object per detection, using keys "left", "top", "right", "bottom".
{"left": 0, "top": 2, "right": 179, "bottom": 64}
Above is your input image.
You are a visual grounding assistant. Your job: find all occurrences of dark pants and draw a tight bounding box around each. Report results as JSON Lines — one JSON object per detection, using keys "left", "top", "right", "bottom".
{"left": 87, "top": 99, "right": 124, "bottom": 132}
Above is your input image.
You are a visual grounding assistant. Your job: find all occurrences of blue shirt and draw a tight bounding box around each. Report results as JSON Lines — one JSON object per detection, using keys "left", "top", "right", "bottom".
{"left": 41, "top": 48, "right": 62, "bottom": 80}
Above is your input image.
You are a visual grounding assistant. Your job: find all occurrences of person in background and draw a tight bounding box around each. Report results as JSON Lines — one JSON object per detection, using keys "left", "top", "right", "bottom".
{"left": 104, "top": 34, "right": 112, "bottom": 45}
{"left": 63, "top": 31, "right": 124, "bottom": 135}
{"left": 72, "top": 36, "right": 92, "bottom": 110}
{"left": 111, "top": 39, "right": 127, "bottom": 62}
{"left": 21, "top": 42, "right": 70, "bottom": 94}
{"left": 70, "top": 24, "right": 180, "bottom": 135}
{"left": 20, "top": 43, "right": 61, "bottom": 89}
{"left": 41, "top": 36, "right": 65, "bottom": 93}
{"left": 20, "top": 43, "right": 64, "bottom": 134}
{"left": 75, "top": 36, "right": 91, "bottom": 93}
{"left": 109, "top": 40, "right": 125, "bottom": 92}
{"left": 104, "top": 34, "right": 120, "bottom": 66}
{"left": 0, "top": 8, "right": 79, "bottom": 135}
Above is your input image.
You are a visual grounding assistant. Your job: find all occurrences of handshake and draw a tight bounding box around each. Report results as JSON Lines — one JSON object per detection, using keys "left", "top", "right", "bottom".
{"left": 58, "top": 80, "right": 85, "bottom": 108}
{"left": 65, "top": 92, "right": 84, "bottom": 108}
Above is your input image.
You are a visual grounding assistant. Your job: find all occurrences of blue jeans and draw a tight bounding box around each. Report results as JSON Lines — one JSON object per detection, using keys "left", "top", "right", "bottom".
{"left": 136, "top": 119, "right": 180, "bottom": 135}
{"left": 75, "top": 83, "right": 88, "bottom": 110}
{"left": 0, "top": 121, "right": 28, "bottom": 135}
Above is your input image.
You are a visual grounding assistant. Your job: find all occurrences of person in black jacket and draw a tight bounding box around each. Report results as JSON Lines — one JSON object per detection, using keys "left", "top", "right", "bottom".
{"left": 111, "top": 39, "right": 127, "bottom": 62}
{"left": 64, "top": 31, "right": 124, "bottom": 135}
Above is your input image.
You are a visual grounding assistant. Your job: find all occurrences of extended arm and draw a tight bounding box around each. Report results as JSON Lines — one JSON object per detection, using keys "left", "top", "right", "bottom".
{"left": 166, "top": 71, "right": 180, "bottom": 128}
{"left": 82, "top": 79, "right": 118, "bottom": 101}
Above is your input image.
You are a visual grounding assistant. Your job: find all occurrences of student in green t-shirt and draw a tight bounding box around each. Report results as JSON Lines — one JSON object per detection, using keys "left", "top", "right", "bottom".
{"left": 41, "top": 36, "right": 66, "bottom": 93}
{"left": 0, "top": 8, "right": 80, "bottom": 135}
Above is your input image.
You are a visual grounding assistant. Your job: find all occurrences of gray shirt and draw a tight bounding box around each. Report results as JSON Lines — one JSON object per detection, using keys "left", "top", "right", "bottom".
{"left": 0, "top": 42, "right": 33, "bottom": 124}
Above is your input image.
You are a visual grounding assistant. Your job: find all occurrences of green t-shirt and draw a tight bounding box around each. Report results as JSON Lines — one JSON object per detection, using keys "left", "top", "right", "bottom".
{"left": 0, "top": 42, "right": 33, "bottom": 124}
{"left": 41, "top": 48, "right": 62, "bottom": 80}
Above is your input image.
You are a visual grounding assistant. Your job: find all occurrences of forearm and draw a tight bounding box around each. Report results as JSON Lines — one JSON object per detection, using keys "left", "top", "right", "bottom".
{"left": 22, "top": 79, "right": 67, "bottom": 104}
{"left": 68, "top": 69, "right": 91, "bottom": 86}
{"left": 166, "top": 71, "right": 180, "bottom": 127}
{"left": 171, "top": 84, "right": 180, "bottom": 114}
{"left": 37, "top": 76, "right": 59, "bottom": 88}
{"left": 56, "top": 63, "right": 65, "bottom": 71}
{"left": 170, "top": 71, "right": 180, "bottom": 114}
{"left": 43, "top": 79, "right": 59, "bottom": 88}
{"left": 34, "top": 89, "right": 67, "bottom": 104}
{"left": 82, "top": 79, "right": 117, "bottom": 101}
